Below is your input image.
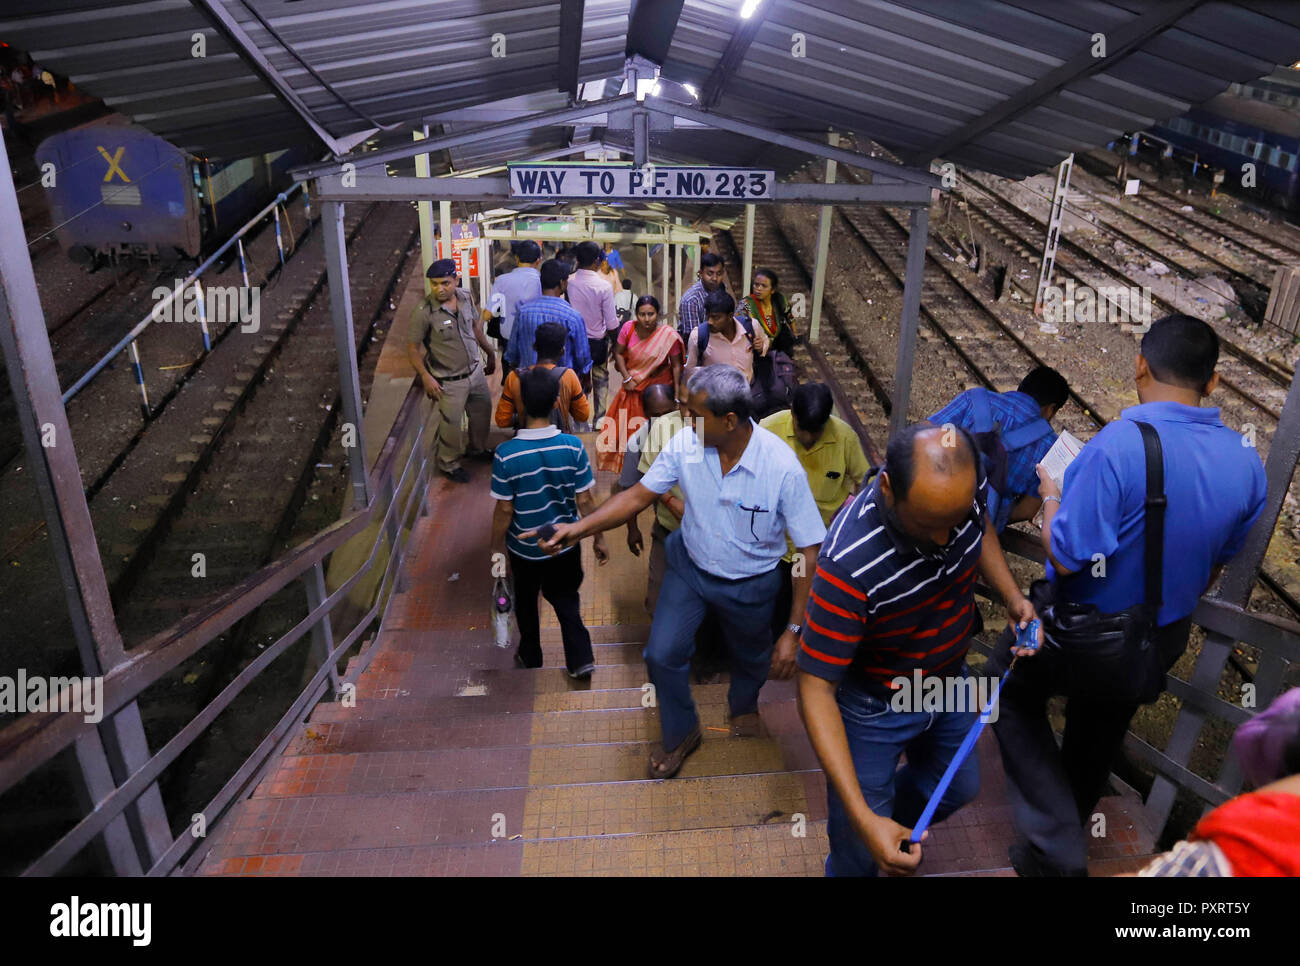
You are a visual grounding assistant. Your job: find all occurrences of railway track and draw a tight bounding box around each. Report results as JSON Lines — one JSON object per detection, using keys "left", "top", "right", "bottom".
{"left": 954, "top": 177, "right": 1291, "bottom": 427}
{"left": 846, "top": 160, "right": 1300, "bottom": 625}
{"left": 1078, "top": 150, "right": 1300, "bottom": 267}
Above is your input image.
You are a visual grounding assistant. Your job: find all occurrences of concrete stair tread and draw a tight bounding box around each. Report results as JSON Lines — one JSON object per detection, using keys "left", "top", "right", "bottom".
{"left": 254, "top": 737, "right": 819, "bottom": 799}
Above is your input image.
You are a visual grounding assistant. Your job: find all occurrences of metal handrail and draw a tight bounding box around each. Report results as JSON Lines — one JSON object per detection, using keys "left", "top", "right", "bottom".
{"left": 0, "top": 380, "right": 430, "bottom": 875}
{"left": 61, "top": 181, "right": 312, "bottom": 404}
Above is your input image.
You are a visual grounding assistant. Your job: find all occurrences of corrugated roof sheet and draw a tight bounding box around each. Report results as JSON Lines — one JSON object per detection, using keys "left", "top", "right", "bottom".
{"left": 3, "top": 0, "right": 1300, "bottom": 180}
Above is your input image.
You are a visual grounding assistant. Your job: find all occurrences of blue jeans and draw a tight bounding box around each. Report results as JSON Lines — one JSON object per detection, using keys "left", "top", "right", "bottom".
{"left": 825, "top": 675, "right": 981, "bottom": 877}
{"left": 643, "top": 529, "right": 781, "bottom": 751}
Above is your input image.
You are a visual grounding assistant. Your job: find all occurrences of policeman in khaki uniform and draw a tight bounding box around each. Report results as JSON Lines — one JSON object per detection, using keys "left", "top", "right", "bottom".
{"left": 406, "top": 258, "right": 497, "bottom": 482}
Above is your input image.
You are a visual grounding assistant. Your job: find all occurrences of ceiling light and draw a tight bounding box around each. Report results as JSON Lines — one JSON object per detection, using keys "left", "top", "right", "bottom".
{"left": 740, "top": 0, "right": 762, "bottom": 19}
{"left": 683, "top": 83, "right": 698, "bottom": 99}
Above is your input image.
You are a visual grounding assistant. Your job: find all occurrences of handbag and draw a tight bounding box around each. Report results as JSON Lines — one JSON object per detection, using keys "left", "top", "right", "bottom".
{"left": 486, "top": 314, "right": 503, "bottom": 341}
{"left": 1040, "top": 421, "right": 1168, "bottom": 706}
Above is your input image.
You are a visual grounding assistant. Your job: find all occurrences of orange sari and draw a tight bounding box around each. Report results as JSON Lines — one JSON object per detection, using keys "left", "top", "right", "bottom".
{"left": 596, "top": 323, "right": 682, "bottom": 473}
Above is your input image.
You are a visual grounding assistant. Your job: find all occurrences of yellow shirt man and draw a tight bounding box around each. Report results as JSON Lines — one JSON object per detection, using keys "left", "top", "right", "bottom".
{"left": 760, "top": 407, "right": 871, "bottom": 527}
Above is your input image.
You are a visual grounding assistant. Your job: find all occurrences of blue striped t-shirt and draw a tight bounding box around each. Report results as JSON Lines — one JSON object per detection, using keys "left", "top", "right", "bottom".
{"left": 490, "top": 426, "right": 595, "bottom": 560}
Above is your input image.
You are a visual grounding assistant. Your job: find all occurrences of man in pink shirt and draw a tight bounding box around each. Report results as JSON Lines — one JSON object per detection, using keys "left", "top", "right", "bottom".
{"left": 567, "top": 241, "right": 620, "bottom": 422}
{"left": 684, "top": 289, "right": 768, "bottom": 384}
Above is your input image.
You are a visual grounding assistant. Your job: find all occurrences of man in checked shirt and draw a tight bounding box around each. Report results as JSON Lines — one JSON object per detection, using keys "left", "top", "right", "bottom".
{"left": 796, "top": 423, "right": 1037, "bottom": 876}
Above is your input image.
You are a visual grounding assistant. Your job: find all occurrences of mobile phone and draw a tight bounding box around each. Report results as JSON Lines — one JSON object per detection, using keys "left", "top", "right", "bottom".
{"left": 1015, "top": 618, "right": 1041, "bottom": 651}
{"left": 535, "top": 523, "right": 557, "bottom": 543}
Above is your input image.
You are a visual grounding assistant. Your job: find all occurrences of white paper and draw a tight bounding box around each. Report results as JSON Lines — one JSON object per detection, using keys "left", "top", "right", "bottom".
{"left": 1040, "top": 430, "right": 1084, "bottom": 487}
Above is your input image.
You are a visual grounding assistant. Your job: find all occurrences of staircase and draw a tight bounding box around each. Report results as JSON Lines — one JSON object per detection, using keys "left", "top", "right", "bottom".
{"left": 197, "top": 392, "right": 1157, "bottom": 877}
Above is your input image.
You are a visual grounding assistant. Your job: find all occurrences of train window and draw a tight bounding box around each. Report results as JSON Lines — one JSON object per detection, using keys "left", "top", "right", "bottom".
{"left": 1245, "top": 139, "right": 1260, "bottom": 158}
{"left": 1283, "top": 152, "right": 1298, "bottom": 172}
{"left": 1269, "top": 146, "right": 1283, "bottom": 167}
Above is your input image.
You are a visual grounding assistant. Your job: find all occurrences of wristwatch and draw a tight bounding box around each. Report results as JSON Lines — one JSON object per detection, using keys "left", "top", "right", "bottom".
{"left": 786, "top": 622, "right": 803, "bottom": 636}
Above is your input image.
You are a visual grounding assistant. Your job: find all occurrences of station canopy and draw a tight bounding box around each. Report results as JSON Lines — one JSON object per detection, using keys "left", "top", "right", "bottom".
{"left": 6, "top": 0, "right": 1300, "bottom": 209}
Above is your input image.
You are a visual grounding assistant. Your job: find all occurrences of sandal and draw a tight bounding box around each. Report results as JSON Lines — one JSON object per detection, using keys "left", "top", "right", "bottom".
{"left": 647, "top": 725, "right": 702, "bottom": 780}
{"left": 730, "top": 712, "right": 763, "bottom": 738}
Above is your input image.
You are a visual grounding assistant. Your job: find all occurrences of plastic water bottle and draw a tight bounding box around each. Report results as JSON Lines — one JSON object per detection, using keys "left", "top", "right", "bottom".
{"left": 493, "top": 578, "right": 513, "bottom": 648}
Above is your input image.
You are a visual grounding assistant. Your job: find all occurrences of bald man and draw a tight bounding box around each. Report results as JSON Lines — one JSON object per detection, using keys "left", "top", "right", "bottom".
{"left": 796, "top": 423, "right": 1036, "bottom": 877}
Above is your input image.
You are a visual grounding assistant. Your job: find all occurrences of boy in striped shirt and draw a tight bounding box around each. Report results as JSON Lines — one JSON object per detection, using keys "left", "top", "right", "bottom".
{"left": 491, "top": 367, "right": 609, "bottom": 678}
{"left": 796, "top": 424, "right": 1035, "bottom": 876}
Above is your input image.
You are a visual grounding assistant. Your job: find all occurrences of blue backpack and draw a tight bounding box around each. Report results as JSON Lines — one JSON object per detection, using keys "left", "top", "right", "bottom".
{"left": 964, "top": 388, "right": 1053, "bottom": 530}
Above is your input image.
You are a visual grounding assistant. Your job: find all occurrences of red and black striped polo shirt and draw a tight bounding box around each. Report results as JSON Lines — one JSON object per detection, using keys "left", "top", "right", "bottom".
{"left": 797, "top": 472, "right": 987, "bottom": 690}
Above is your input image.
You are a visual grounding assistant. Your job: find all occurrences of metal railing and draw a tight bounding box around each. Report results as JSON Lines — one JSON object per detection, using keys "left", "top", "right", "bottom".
{"left": 62, "top": 182, "right": 314, "bottom": 409}
{"left": 0, "top": 381, "right": 430, "bottom": 876}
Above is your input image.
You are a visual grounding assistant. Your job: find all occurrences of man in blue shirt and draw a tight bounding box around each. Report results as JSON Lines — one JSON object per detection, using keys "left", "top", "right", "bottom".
{"left": 529, "top": 366, "right": 826, "bottom": 779}
{"left": 483, "top": 240, "right": 542, "bottom": 367}
{"left": 505, "top": 259, "right": 592, "bottom": 381}
{"left": 988, "top": 314, "right": 1267, "bottom": 877}
{"left": 491, "top": 367, "right": 609, "bottom": 678}
{"left": 928, "top": 366, "right": 1069, "bottom": 532}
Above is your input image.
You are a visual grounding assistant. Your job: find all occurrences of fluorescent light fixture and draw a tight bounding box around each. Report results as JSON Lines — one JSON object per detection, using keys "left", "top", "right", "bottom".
{"left": 682, "top": 83, "right": 698, "bottom": 99}
{"left": 740, "top": 0, "right": 762, "bottom": 19}
{"left": 651, "top": 82, "right": 661, "bottom": 96}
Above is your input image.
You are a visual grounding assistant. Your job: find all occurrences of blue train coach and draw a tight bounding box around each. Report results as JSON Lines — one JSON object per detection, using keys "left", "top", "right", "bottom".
{"left": 37, "top": 116, "right": 308, "bottom": 264}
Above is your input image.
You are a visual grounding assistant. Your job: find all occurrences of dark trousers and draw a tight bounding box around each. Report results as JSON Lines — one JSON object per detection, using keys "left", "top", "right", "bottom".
{"left": 987, "top": 607, "right": 1192, "bottom": 875}
{"left": 644, "top": 529, "right": 781, "bottom": 750}
{"left": 509, "top": 548, "right": 594, "bottom": 673}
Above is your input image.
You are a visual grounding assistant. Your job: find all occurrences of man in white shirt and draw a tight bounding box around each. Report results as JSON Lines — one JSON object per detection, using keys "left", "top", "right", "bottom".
{"left": 483, "top": 240, "right": 542, "bottom": 373}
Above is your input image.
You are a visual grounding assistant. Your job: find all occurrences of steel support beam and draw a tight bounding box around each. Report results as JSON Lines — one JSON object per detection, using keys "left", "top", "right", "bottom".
{"left": 440, "top": 201, "right": 453, "bottom": 267}
{"left": 292, "top": 94, "right": 638, "bottom": 180}
{"left": 701, "top": 2, "right": 769, "bottom": 108}
{"left": 0, "top": 129, "right": 172, "bottom": 874}
{"left": 742, "top": 203, "right": 755, "bottom": 299}
{"left": 662, "top": 102, "right": 940, "bottom": 187}
{"left": 190, "top": 0, "right": 344, "bottom": 155}
{"left": 913, "top": 0, "right": 1205, "bottom": 163}
{"left": 674, "top": 218, "right": 683, "bottom": 311}
{"left": 414, "top": 128, "right": 435, "bottom": 295}
{"left": 809, "top": 134, "right": 839, "bottom": 344}
{"left": 1144, "top": 362, "right": 1300, "bottom": 832}
{"left": 557, "top": 0, "right": 586, "bottom": 100}
{"left": 312, "top": 174, "right": 934, "bottom": 205}
{"left": 889, "top": 207, "right": 930, "bottom": 438}
{"left": 320, "top": 201, "right": 371, "bottom": 509}
{"left": 646, "top": 243, "right": 653, "bottom": 301}
{"left": 633, "top": 110, "right": 650, "bottom": 167}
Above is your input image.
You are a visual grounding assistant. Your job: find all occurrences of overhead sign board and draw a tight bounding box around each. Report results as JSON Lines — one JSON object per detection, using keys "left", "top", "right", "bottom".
{"left": 509, "top": 165, "right": 775, "bottom": 202}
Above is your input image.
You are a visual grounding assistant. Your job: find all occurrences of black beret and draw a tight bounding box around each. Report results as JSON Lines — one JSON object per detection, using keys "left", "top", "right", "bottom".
{"left": 427, "top": 258, "right": 458, "bottom": 279}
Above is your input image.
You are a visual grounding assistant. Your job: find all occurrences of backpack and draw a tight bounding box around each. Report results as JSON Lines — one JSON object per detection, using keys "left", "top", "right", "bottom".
{"left": 514, "top": 365, "right": 573, "bottom": 433}
{"left": 694, "top": 314, "right": 755, "bottom": 367}
{"left": 963, "top": 388, "right": 1053, "bottom": 528}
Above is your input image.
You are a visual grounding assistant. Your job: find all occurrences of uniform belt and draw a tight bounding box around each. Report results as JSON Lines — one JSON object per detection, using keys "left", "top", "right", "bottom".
{"left": 436, "top": 365, "right": 478, "bottom": 383}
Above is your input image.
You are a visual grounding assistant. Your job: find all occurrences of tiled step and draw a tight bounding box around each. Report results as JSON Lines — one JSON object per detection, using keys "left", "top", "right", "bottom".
{"left": 201, "top": 819, "right": 832, "bottom": 876}
{"left": 208, "top": 769, "right": 826, "bottom": 856}
{"left": 253, "top": 736, "right": 817, "bottom": 799}
{"left": 295, "top": 699, "right": 808, "bottom": 753}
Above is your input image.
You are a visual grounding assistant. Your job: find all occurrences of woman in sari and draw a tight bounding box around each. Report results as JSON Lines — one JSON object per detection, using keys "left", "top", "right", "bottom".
{"left": 737, "top": 267, "right": 797, "bottom": 356}
{"left": 597, "top": 296, "right": 683, "bottom": 473}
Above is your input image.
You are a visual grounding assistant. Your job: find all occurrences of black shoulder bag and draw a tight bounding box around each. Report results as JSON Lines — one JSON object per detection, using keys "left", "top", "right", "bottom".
{"left": 1041, "top": 421, "right": 1168, "bottom": 706}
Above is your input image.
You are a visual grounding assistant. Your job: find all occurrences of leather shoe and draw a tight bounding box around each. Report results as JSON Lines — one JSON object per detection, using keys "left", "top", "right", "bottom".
{"left": 445, "top": 467, "right": 471, "bottom": 484}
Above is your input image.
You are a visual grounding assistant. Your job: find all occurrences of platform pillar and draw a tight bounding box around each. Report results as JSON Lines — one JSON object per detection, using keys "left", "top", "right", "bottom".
{"left": 413, "top": 127, "right": 435, "bottom": 295}
{"left": 742, "top": 203, "right": 755, "bottom": 299}
{"left": 889, "top": 206, "right": 929, "bottom": 438}
{"left": 321, "top": 200, "right": 371, "bottom": 509}
{"left": 809, "top": 132, "right": 839, "bottom": 344}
